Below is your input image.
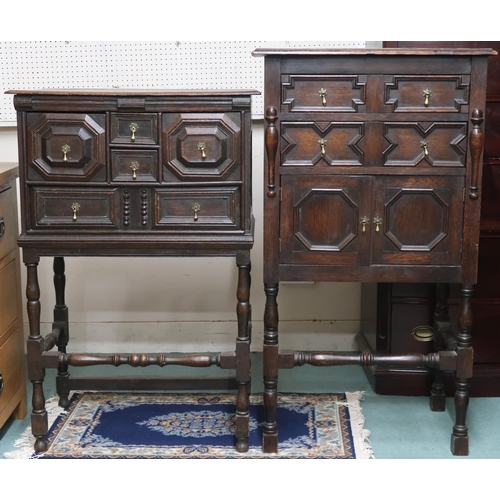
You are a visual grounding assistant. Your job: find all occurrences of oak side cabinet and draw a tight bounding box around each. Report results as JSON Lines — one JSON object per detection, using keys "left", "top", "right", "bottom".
{"left": 7, "top": 89, "right": 258, "bottom": 453}
{"left": 253, "top": 47, "right": 495, "bottom": 456}
{"left": 0, "top": 163, "right": 27, "bottom": 429}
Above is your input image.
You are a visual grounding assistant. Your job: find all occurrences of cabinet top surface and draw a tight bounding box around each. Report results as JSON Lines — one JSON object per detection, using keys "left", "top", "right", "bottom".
{"left": 252, "top": 48, "right": 497, "bottom": 56}
{"left": 5, "top": 89, "right": 260, "bottom": 96}
{"left": 0, "top": 163, "right": 18, "bottom": 184}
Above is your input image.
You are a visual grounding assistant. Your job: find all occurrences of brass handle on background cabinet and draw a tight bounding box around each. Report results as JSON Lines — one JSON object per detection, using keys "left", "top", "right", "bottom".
{"left": 360, "top": 216, "right": 369, "bottom": 234}
{"left": 197, "top": 142, "right": 206, "bottom": 159}
{"left": 319, "top": 88, "right": 327, "bottom": 106}
{"left": 71, "top": 202, "right": 80, "bottom": 221}
{"left": 61, "top": 144, "right": 70, "bottom": 162}
{"left": 373, "top": 216, "right": 382, "bottom": 233}
{"left": 130, "top": 161, "right": 139, "bottom": 180}
{"left": 0, "top": 372, "right": 3, "bottom": 394}
{"left": 420, "top": 140, "right": 429, "bottom": 157}
{"left": 318, "top": 138, "right": 327, "bottom": 156}
{"left": 0, "top": 217, "right": 4, "bottom": 238}
{"left": 423, "top": 88, "right": 432, "bottom": 107}
{"left": 192, "top": 203, "right": 201, "bottom": 221}
{"left": 129, "top": 122, "right": 138, "bottom": 142}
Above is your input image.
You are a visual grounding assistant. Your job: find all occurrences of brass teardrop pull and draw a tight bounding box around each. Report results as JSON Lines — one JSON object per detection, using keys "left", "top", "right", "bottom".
{"left": 71, "top": 202, "right": 80, "bottom": 221}
{"left": 360, "top": 216, "right": 369, "bottom": 234}
{"left": 129, "top": 123, "right": 138, "bottom": 142}
{"left": 373, "top": 216, "right": 382, "bottom": 233}
{"left": 318, "top": 138, "right": 327, "bottom": 156}
{"left": 192, "top": 203, "right": 201, "bottom": 221}
{"left": 420, "top": 140, "right": 429, "bottom": 157}
{"left": 61, "top": 144, "right": 70, "bottom": 162}
{"left": 423, "top": 88, "right": 432, "bottom": 107}
{"left": 197, "top": 142, "right": 206, "bottom": 159}
{"left": 319, "top": 88, "right": 327, "bottom": 106}
{"left": 130, "top": 161, "right": 139, "bottom": 180}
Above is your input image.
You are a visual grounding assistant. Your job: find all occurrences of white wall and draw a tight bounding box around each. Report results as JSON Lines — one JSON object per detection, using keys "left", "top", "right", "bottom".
{"left": 0, "top": 122, "right": 362, "bottom": 354}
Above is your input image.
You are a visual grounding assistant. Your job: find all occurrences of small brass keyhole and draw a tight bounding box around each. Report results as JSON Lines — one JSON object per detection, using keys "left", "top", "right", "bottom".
{"left": 129, "top": 123, "right": 138, "bottom": 142}
{"left": 192, "top": 203, "right": 201, "bottom": 221}
{"left": 130, "top": 161, "right": 139, "bottom": 180}
{"left": 61, "top": 144, "right": 71, "bottom": 162}
{"left": 197, "top": 142, "right": 206, "bottom": 159}
{"left": 319, "top": 88, "right": 327, "bottom": 106}
{"left": 71, "top": 202, "right": 80, "bottom": 221}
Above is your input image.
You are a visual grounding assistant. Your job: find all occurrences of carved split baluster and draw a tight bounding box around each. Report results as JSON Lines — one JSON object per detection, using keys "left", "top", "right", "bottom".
{"left": 141, "top": 190, "right": 148, "bottom": 226}
{"left": 265, "top": 107, "right": 278, "bottom": 198}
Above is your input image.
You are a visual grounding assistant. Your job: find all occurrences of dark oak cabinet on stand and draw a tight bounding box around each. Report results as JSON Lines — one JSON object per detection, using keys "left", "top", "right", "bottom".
{"left": 253, "top": 47, "right": 495, "bottom": 456}
{"left": 7, "top": 89, "right": 258, "bottom": 453}
{"left": 360, "top": 41, "right": 500, "bottom": 398}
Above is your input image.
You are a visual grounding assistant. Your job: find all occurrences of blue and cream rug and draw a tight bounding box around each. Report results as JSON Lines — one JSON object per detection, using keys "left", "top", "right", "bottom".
{"left": 4, "top": 392, "right": 373, "bottom": 459}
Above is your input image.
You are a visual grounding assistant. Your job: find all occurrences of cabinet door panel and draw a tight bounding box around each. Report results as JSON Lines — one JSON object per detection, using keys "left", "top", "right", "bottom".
{"left": 280, "top": 175, "right": 371, "bottom": 265}
{"left": 371, "top": 176, "right": 464, "bottom": 265}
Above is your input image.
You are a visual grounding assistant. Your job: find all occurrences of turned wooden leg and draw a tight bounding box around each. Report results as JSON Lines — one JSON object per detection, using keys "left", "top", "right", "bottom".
{"left": 430, "top": 283, "right": 449, "bottom": 412}
{"left": 451, "top": 285, "right": 474, "bottom": 456}
{"left": 235, "top": 250, "right": 252, "bottom": 453}
{"left": 25, "top": 257, "right": 48, "bottom": 453}
{"left": 53, "top": 257, "right": 70, "bottom": 408}
{"left": 263, "top": 282, "right": 279, "bottom": 453}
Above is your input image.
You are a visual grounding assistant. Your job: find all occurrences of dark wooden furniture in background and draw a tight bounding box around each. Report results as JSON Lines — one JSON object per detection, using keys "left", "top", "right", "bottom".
{"left": 253, "top": 47, "right": 495, "bottom": 456}
{"left": 7, "top": 89, "right": 258, "bottom": 453}
{"left": 360, "top": 42, "right": 500, "bottom": 397}
{"left": 0, "top": 163, "right": 27, "bottom": 429}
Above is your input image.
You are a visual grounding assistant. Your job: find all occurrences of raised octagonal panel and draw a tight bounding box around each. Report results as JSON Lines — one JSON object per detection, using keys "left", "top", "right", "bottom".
{"left": 27, "top": 113, "right": 106, "bottom": 181}
{"left": 295, "top": 188, "right": 358, "bottom": 251}
{"left": 384, "top": 189, "right": 449, "bottom": 251}
{"left": 163, "top": 113, "right": 241, "bottom": 181}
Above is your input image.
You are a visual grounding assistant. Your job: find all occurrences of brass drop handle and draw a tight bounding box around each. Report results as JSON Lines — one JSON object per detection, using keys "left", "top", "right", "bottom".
{"left": 192, "top": 203, "right": 201, "bottom": 221}
{"left": 71, "top": 202, "right": 80, "bottom": 221}
{"left": 130, "top": 161, "right": 139, "bottom": 180}
{"left": 420, "top": 140, "right": 429, "bottom": 157}
{"left": 318, "top": 138, "right": 327, "bottom": 156}
{"left": 129, "top": 122, "right": 138, "bottom": 142}
{"left": 319, "top": 88, "right": 327, "bottom": 106}
{"left": 0, "top": 217, "right": 4, "bottom": 238}
{"left": 0, "top": 372, "right": 3, "bottom": 394}
{"left": 423, "top": 88, "right": 432, "bottom": 107}
{"left": 360, "top": 216, "right": 369, "bottom": 234}
{"left": 61, "top": 144, "right": 70, "bottom": 162}
{"left": 373, "top": 216, "right": 383, "bottom": 233}
{"left": 197, "top": 142, "right": 206, "bottom": 159}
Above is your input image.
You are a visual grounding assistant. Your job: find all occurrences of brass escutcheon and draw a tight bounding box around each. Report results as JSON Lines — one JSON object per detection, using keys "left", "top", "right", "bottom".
{"left": 197, "top": 142, "right": 206, "bottom": 159}
{"left": 61, "top": 144, "right": 71, "bottom": 162}
{"left": 129, "top": 123, "right": 139, "bottom": 142}
{"left": 423, "top": 88, "right": 432, "bottom": 107}
{"left": 130, "top": 161, "right": 139, "bottom": 180}
{"left": 71, "top": 202, "right": 80, "bottom": 221}
{"left": 192, "top": 202, "right": 201, "bottom": 221}
{"left": 319, "top": 88, "right": 327, "bottom": 106}
{"left": 411, "top": 325, "right": 434, "bottom": 342}
{"left": 318, "top": 138, "right": 327, "bottom": 156}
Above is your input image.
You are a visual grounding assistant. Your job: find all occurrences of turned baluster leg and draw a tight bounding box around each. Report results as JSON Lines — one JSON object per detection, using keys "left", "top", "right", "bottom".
{"left": 25, "top": 257, "right": 48, "bottom": 452}
{"left": 235, "top": 250, "right": 252, "bottom": 452}
{"left": 451, "top": 284, "right": 474, "bottom": 456}
{"left": 430, "top": 283, "right": 449, "bottom": 412}
{"left": 263, "top": 282, "right": 279, "bottom": 453}
{"left": 53, "top": 257, "right": 70, "bottom": 407}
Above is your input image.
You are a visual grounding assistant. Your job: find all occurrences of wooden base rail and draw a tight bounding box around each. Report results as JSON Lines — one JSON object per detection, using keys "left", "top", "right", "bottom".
{"left": 41, "top": 351, "right": 237, "bottom": 370}
{"left": 278, "top": 350, "right": 458, "bottom": 371}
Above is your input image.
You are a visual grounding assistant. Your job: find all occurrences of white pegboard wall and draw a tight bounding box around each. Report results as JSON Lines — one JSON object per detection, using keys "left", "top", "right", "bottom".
{"left": 0, "top": 41, "right": 370, "bottom": 124}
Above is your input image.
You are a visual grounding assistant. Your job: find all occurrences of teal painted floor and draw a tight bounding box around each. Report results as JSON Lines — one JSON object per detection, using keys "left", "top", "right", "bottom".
{"left": 2, "top": 352, "right": 500, "bottom": 460}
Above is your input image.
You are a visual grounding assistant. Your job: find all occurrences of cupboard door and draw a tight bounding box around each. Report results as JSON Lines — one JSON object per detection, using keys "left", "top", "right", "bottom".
{"left": 371, "top": 176, "right": 464, "bottom": 266}
{"left": 280, "top": 175, "right": 372, "bottom": 266}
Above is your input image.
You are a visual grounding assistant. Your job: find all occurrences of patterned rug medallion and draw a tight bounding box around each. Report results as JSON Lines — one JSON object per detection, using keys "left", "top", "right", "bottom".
{"left": 5, "top": 392, "right": 373, "bottom": 459}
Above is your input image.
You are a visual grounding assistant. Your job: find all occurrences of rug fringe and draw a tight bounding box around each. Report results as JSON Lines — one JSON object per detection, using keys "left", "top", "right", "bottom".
{"left": 3, "top": 396, "right": 68, "bottom": 460}
{"left": 342, "top": 391, "right": 374, "bottom": 459}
